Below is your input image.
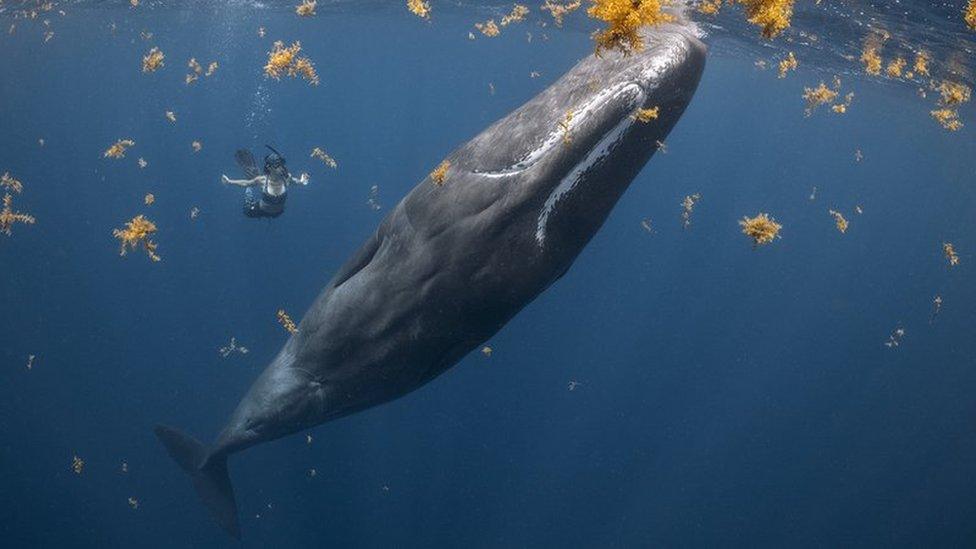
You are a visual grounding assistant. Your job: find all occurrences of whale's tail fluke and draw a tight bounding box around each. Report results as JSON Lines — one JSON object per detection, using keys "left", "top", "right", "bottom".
{"left": 154, "top": 424, "right": 241, "bottom": 539}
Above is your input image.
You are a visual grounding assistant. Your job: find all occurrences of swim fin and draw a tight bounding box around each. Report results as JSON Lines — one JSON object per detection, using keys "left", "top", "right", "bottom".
{"left": 235, "top": 149, "right": 259, "bottom": 180}
{"left": 154, "top": 424, "right": 241, "bottom": 539}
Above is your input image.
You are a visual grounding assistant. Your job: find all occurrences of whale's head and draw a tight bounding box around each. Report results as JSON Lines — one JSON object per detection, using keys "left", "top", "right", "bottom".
{"left": 448, "top": 22, "right": 706, "bottom": 252}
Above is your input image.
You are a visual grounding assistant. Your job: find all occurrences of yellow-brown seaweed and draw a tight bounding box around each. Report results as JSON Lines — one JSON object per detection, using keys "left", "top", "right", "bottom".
{"left": 501, "top": 4, "right": 530, "bottom": 26}
{"left": 739, "top": 212, "right": 782, "bottom": 246}
{"left": 588, "top": 0, "right": 674, "bottom": 55}
{"left": 296, "top": 0, "right": 316, "bottom": 17}
{"left": 475, "top": 19, "right": 500, "bottom": 37}
{"left": 113, "top": 214, "right": 161, "bottom": 262}
{"left": 407, "top": 0, "right": 431, "bottom": 19}
{"left": 310, "top": 147, "right": 338, "bottom": 169}
{"left": 104, "top": 139, "right": 135, "bottom": 159}
{"left": 1, "top": 172, "right": 23, "bottom": 193}
{"left": 265, "top": 41, "right": 319, "bottom": 85}
{"left": 542, "top": 0, "right": 582, "bottom": 27}
{"left": 0, "top": 193, "right": 35, "bottom": 236}
{"left": 777, "top": 51, "right": 797, "bottom": 78}
{"left": 142, "top": 47, "right": 164, "bottom": 73}
{"left": 943, "top": 242, "right": 960, "bottom": 266}
{"left": 632, "top": 106, "right": 659, "bottom": 122}
{"left": 828, "top": 209, "right": 848, "bottom": 233}
{"left": 277, "top": 309, "right": 298, "bottom": 334}
{"left": 430, "top": 159, "right": 450, "bottom": 185}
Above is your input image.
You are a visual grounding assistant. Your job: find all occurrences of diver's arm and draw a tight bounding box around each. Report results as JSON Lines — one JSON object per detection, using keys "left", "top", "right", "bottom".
{"left": 290, "top": 173, "right": 309, "bottom": 186}
{"left": 222, "top": 175, "right": 264, "bottom": 187}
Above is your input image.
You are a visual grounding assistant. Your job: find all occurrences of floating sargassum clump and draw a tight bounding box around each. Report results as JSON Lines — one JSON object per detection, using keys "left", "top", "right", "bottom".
{"left": 542, "top": 0, "right": 582, "bottom": 27}
{"left": 0, "top": 188, "right": 35, "bottom": 236}
{"left": 113, "top": 214, "right": 161, "bottom": 262}
{"left": 104, "top": 139, "right": 135, "bottom": 159}
{"left": 407, "top": 0, "right": 431, "bottom": 19}
{"left": 588, "top": 0, "right": 674, "bottom": 55}
{"left": 142, "top": 47, "right": 164, "bottom": 73}
{"left": 264, "top": 41, "right": 319, "bottom": 86}
{"left": 739, "top": 212, "right": 782, "bottom": 246}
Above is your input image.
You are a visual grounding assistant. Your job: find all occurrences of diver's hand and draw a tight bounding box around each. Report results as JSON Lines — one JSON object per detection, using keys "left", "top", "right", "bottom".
{"left": 297, "top": 172, "right": 309, "bottom": 186}
{"left": 221, "top": 174, "right": 231, "bottom": 185}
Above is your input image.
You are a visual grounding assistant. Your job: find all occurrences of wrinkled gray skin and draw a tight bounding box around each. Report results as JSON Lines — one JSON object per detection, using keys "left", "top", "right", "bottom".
{"left": 213, "top": 26, "right": 706, "bottom": 460}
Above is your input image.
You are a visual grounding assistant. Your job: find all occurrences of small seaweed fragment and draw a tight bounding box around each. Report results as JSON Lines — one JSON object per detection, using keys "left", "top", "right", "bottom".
{"left": 884, "top": 326, "right": 905, "bottom": 348}
{"left": 277, "top": 309, "right": 298, "bottom": 334}
{"left": 407, "top": 0, "right": 431, "bottom": 19}
{"left": 966, "top": 0, "right": 976, "bottom": 31}
{"left": 828, "top": 209, "right": 848, "bottom": 233}
{"left": 219, "top": 337, "right": 249, "bottom": 357}
{"left": 430, "top": 160, "right": 450, "bottom": 185}
{"left": 930, "top": 108, "right": 963, "bottom": 131}
{"left": 144, "top": 193, "right": 154, "bottom": 205}
{"left": 186, "top": 58, "right": 201, "bottom": 84}
{"left": 802, "top": 79, "right": 838, "bottom": 116}
{"left": 930, "top": 295, "right": 943, "bottom": 324}
{"left": 501, "top": 4, "right": 530, "bottom": 26}
{"left": 475, "top": 19, "right": 500, "bottom": 37}
{"left": 831, "top": 92, "right": 854, "bottom": 114}
{"left": 698, "top": 0, "right": 722, "bottom": 15}
{"left": 310, "top": 147, "right": 338, "bottom": 169}
{"left": 265, "top": 41, "right": 320, "bottom": 86}
{"left": 0, "top": 193, "right": 35, "bottom": 236}
{"left": 588, "top": 0, "right": 674, "bottom": 55}
{"left": 542, "top": 0, "right": 582, "bottom": 26}
{"left": 104, "top": 139, "right": 135, "bottom": 159}
{"left": 71, "top": 455, "right": 84, "bottom": 474}
{"left": 860, "top": 34, "right": 884, "bottom": 76}
{"left": 913, "top": 51, "right": 930, "bottom": 76}
{"left": 802, "top": 77, "right": 851, "bottom": 116}
{"left": 632, "top": 106, "right": 659, "bottom": 122}
{"left": 739, "top": 212, "right": 781, "bottom": 246}
{"left": 885, "top": 57, "right": 906, "bottom": 78}
{"left": 113, "top": 214, "right": 161, "bottom": 262}
{"left": 142, "top": 47, "right": 164, "bottom": 73}
{"left": 1, "top": 172, "right": 23, "bottom": 194}
{"left": 777, "top": 51, "right": 797, "bottom": 78}
{"left": 295, "top": 0, "right": 316, "bottom": 17}
{"left": 680, "top": 193, "right": 700, "bottom": 229}
{"left": 943, "top": 242, "right": 960, "bottom": 267}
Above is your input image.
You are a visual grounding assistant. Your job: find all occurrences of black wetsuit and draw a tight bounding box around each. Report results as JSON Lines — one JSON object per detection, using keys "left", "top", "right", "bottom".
{"left": 244, "top": 187, "right": 286, "bottom": 218}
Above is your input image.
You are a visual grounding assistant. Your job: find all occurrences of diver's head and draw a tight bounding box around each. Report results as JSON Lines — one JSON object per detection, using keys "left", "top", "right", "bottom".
{"left": 263, "top": 145, "right": 290, "bottom": 181}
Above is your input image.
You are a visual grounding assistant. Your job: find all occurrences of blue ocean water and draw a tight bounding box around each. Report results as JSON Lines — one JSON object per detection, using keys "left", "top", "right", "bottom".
{"left": 1, "top": 1, "right": 975, "bottom": 546}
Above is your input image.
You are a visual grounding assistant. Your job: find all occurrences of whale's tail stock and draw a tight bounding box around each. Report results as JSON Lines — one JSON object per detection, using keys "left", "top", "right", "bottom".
{"left": 154, "top": 424, "right": 241, "bottom": 539}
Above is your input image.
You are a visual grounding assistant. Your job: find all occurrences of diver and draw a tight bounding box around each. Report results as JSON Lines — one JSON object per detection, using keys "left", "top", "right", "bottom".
{"left": 221, "top": 146, "right": 309, "bottom": 218}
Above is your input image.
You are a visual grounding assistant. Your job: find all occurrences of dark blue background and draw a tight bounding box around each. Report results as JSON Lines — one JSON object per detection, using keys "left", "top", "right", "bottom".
{"left": 1, "top": 2, "right": 975, "bottom": 547}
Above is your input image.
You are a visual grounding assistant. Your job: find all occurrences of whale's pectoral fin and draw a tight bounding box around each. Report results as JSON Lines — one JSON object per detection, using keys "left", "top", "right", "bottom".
{"left": 154, "top": 425, "right": 241, "bottom": 540}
